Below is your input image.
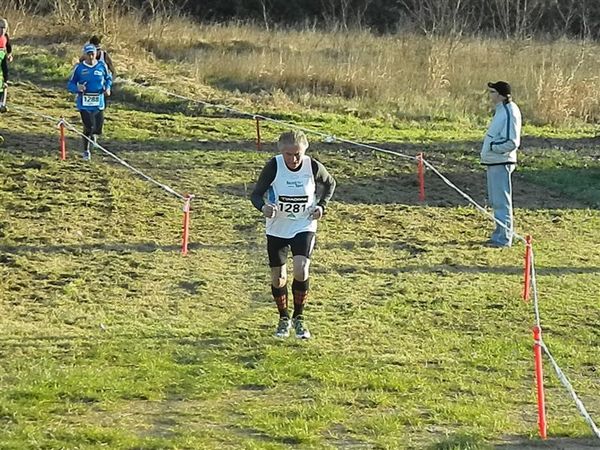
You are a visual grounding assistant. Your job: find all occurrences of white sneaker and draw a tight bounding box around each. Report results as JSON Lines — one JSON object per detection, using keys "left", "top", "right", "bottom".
{"left": 293, "top": 316, "right": 311, "bottom": 339}
{"left": 274, "top": 317, "right": 292, "bottom": 338}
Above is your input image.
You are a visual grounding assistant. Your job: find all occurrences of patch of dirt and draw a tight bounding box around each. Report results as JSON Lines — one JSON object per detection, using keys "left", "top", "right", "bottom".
{"left": 495, "top": 436, "right": 600, "bottom": 449}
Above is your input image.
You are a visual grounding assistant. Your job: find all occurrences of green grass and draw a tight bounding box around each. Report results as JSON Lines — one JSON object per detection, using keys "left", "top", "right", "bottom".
{"left": 0, "top": 47, "right": 599, "bottom": 450}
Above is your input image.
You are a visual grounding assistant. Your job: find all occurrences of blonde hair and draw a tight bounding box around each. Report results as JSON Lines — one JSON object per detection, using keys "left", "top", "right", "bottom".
{"left": 277, "top": 130, "right": 309, "bottom": 151}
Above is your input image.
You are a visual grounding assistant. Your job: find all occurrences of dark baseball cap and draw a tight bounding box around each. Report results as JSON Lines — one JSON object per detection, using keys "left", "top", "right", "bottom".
{"left": 488, "top": 81, "right": 511, "bottom": 97}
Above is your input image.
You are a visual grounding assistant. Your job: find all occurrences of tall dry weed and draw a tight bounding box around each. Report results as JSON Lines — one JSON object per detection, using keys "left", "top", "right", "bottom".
{"left": 3, "top": 3, "right": 600, "bottom": 125}
{"left": 534, "top": 49, "right": 600, "bottom": 124}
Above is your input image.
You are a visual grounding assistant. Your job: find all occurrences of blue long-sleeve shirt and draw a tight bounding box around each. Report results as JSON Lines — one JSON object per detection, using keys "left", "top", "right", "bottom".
{"left": 67, "top": 61, "right": 112, "bottom": 111}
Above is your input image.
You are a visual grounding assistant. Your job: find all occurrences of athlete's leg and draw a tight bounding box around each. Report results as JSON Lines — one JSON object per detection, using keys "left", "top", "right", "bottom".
{"left": 290, "top": 232, "right": 315, "bottom": 318}
{"left": 92, "top": 110, "right": 104, "bottom": 136}
{"left": 80, "top": 110, "right": 93, "bottom": 157}
{"left": 271, "top": 262, "right": 291, "bottom": 337}
{"left": 89, "top": 110, "right": 104, "bottom": 152}
{"left": 0, "top": 87, "right": 7, "bottom": 113}
{"left": 270, "top": 264, "right": 287, "bottom": 288}
{"left": 270, "top": 264, "right": 288, "bottom": 318}
{"left": 291, "top": 256, "right": 309, "bottom": 318}
{"left": 289, "top": 232, "right": 315, "bottom": 339}
{"left": 267, "top": 235, "right": 290, "bottom": 322}
{"left": 80, "top": 110, "right": 93, "bottom": 138}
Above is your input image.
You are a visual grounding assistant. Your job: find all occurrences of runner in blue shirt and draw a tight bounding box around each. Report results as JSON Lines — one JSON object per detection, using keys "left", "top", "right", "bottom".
{"left": 67, "top": 43, "right": 112, "bottom": 161}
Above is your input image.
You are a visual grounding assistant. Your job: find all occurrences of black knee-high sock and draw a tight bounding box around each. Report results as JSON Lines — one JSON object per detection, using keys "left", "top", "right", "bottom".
{"left": 292, "top": 278, "right": 309, "bottom": 318}
{"left": 271, "top": 285, "right": 289, "bottom": 319}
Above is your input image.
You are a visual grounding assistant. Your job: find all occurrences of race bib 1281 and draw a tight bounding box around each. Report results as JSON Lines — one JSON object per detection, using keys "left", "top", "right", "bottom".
{"left": 278, "top": 195, "right": 310, "bottom": 219}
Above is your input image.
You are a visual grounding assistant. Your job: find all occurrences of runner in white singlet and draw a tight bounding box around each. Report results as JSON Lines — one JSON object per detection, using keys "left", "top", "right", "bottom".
{"left": 251, "top": 130, "right": 336, "bottom": 339}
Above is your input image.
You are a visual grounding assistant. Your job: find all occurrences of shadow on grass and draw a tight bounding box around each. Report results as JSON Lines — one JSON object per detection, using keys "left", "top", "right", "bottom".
{"left": 110, "top": 83, "right": 217, "bottom": 117}
{"left": 0, "top": 330, "right": 230, "bottom": 348}
{"left": 494, "top": 436, "right": 600, "bottom": 449}
{"left": 428, "top": 433, "right": 484, "bottom": 449}
{"left": 430, "top": 434, "right": 600, "bottom": 449}
{"left": 0, "top": 129, "right": 267, "bottom": 156}
{"left": 218, "top": 167, "right": 587, "bottom": 208}
{"left": 1, "top": 129, "right": 599, "bottom": 209}
{"left": 2, "top": 117, "right": 600, "bottom": 158}
{"left": 0, "top": 241, "right": 246, "bottom": 256}
{"left": 141, "top": 38, "right": 263, "bottom": 61}
{"left": 1, "top": 241, "right": 598, "bottom": 277}
{"left": 8, "top": 58, "right": 600, "bottom": 154}
{"left": 311, "top": 263, "right": 600, "bottom": 277}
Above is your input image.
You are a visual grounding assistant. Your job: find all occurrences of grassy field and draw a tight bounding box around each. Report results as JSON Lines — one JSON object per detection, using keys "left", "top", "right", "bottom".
{"left": 1, "top": 35, "right": 600, "bottom": 450}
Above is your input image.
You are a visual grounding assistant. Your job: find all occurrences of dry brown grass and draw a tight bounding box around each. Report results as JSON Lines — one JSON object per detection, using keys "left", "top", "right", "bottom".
{"left": 3, "top": 2, "right": 600, "bottom": 125}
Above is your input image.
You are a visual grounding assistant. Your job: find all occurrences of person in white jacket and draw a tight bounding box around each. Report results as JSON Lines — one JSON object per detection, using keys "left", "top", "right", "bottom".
{"left": 481, "top": 81, "right": 522, "bottom": 247}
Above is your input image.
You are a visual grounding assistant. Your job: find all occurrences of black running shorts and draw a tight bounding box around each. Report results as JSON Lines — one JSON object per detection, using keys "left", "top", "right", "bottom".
{"left": 266, "top": 231, "right": 316, "bottom": 267}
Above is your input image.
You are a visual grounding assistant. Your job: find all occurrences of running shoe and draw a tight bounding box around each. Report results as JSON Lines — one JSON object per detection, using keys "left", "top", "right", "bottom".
{"left": 293, "top": 316, "right": 311, "bottom": 339}
{"left": 274, "top": 317, "right": 292, "bottom": 338}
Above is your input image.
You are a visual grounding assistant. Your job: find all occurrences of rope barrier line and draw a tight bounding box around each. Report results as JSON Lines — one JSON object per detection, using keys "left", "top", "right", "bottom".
{"left": 10, "top": 105, "right": 187, "bottom": 201}
{"left": 540, "top": 341, "right": 600, "bottom": 439}
{"left": 119, "top": 78, "right": 417, "bottom": 162}
{"left": 120, "top": 77, "right": 527, "bottom": 241}
{"left": 62, "top": 118, "right": 187, "bottom": 201}
{"left": 11, "top": 104, "right": 194, "bottom": 255}
{"left": 421, "top": 159, "right": 527, "bottom": 245}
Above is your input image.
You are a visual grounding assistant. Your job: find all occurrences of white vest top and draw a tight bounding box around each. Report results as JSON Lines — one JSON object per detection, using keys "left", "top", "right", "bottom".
{"left": 265, "top": 154, "right": 317, "bottom": 238}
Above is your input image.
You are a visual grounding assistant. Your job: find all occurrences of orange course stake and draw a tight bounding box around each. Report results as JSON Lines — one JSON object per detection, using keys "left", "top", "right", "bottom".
{"left": 59, "top": 120, "right": 67, "bottom": 160}
{"left": 255, "top": 116, "right": 262, "bottom": 151}
{"left": 523, "top": 235, "right": 532, "bottom": 301}
{"left": 533, "top": 326, "right": 548, "bottom": 439}
{"left": 417, "top": 152, "right": 425, "bottom": 202}
{"left": 181, "top": 195, "right": 194, "bottom": 256}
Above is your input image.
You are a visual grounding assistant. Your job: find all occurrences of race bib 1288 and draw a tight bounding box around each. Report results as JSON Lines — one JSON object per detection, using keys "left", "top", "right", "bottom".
{"left": 82, "top": 94, "right": 100, "bottom": 107}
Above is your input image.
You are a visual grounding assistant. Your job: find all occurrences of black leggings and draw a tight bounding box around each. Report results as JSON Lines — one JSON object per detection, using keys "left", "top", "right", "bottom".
{"left": 80, "top": 109, "right": 104, "bottom": 136}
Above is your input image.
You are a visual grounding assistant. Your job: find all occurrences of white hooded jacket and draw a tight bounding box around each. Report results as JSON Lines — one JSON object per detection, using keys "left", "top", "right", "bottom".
{"left": 480, "top": 101, "right": 522, "bottom": 165}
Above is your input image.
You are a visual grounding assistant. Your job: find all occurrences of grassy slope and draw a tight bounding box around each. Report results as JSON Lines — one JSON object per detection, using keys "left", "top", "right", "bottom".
{"left": 0, "top": 47, "right": 599, "bottom": 450}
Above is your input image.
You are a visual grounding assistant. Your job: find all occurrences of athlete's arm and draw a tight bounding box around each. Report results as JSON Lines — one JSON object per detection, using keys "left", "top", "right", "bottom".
{"left": 67, "top": 65, "right": 82, "bottom": 94}
{"left": 251, "top": 157, "right": 277, "bottom": 211}
{"left": 6, "top": 34, "right": 11, "bottom": 56}
{"left": 311, "top": 159, "right": 336, "bottom": 211}
{"left": 103, "top": 63, "right": 113, "bottom": 94}
{"left": 104, "top": 52, "right": 116, "bottom": 76}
